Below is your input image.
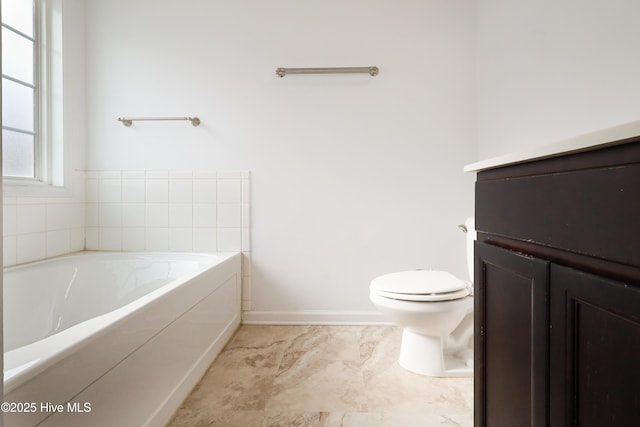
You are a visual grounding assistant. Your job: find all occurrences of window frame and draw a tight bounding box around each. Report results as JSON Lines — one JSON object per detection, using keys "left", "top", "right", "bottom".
{"left": 3, "top": 0, "right": 70, "bottom": 197}
{"left": 2, "top": 0, "right": 39, "bottom": 180}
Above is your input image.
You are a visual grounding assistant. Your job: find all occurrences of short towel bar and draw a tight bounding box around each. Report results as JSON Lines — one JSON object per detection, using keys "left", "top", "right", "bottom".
{"left": 117, "top": 117, "right": 201, "bottom": 127}
{"left": 275, "top": 66, "right": 379, "bottom": 77}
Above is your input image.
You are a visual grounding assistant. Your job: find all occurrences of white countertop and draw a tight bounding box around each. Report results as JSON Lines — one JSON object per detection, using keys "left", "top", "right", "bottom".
{"left": 464, "top": 120, "right": 640, "bottom": 172}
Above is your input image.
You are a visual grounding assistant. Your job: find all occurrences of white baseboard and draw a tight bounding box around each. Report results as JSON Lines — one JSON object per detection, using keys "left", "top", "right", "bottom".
{"left": 241, "top": 310, "right": 393, "bottom": 326}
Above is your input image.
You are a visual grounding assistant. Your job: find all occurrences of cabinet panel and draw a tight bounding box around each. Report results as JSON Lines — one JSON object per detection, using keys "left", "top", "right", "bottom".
{"left": 475, "top": 163, "right": 640, "bottom": 267}
{"left": 550, "top": 265, "right": 640, "bottom": 427}
{"left": 475, "top": 242, "right": 550, "bottom": 427}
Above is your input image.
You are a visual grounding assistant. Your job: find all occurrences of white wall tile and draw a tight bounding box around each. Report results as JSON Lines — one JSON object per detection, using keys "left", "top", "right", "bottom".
{"left": 122, "top": 228, "right": 145, "bottom": 251}
{"left": 17, "top": 232, "right": 47, "bottom": 264}
{"left": 217, "top": 228, "right": 241, "bottom": 252}
{"left": 122, "top": 179, "right": 145, "bottom": 203}
{"left": 123, "top": 171, "right": 145, "bottom": 180}
{"left": 47, "top": 229, "right": 71, "bottom": 257}
{"left": 169, "top": 205, "right": 193, "bottom": 227}
{"left": 145, "top": 204, "right": 169, "bottom": 227}
{"left": 170, "top": 179, "right": 193, "bottom": 204}
{"left": 71, "top": 228, "right": 85, "bottom": 252}
{"left": 193, "top": 228, "right": 216, "bottom": 252}
{"left": 169, "top": 229, "right": 193, "bottom": 251}
{"left": 194, "top": 171, "right": 216, "bottom": 179}
{"left": 242, "top": 178, "right": 251, "bottom": 204}
{"left": 16, "top": 197, "right": 42, "bottom": 205}
{"left": 242, "top": 228, "right": 251, "bottom": 252}
{"left": 4, "top": 204, "right": 17, "bottom": 236}
{"left": 100, "top": 204, "right": 122, "bottom": 227}
{"left": 146, "top": 228, "right": 169, "bottom": 251}
{"left": 99, "top": 171, "right": 121, "bottom": 180}
{"left": 242, "top": 275, "right": 252, "bottom": 302}
{"left": 241, "top": 253, "right": 252, "bottom": 276}
{"left": 146, "top": 179, "right": 169, "bottom": 203}
{"left": 86, "top": 179, "right": 100, "bottom": 203}
{"left": 17, "top": 204, "right": 46, "bottom": 234}
{"left": 100, "top": 179, "right": 122, "bottom": 203}
{"left": 217, "top": 204, "right": 242, "bottom": 227}
{"left": 71, "top": 171, "right": 86, "bottom": 204}
{"left": 193, "top": 205, "right": 216, "bottom": 227}
{"left": 100, "top": 228, "right": 122, "bottom": 251}
{"left": 85, "top": 227, "right": 100, "bottom": 250}
{"left": 71, "top": 203, "right": 86, "bottom": 228}
{"left": 122, "top": 204, "right": 146, "bottom": 227}
{"left": 85, "top": 204, "right": 100, "bottom": 227}
{"left": 193, "top": 179, "right": 216, "bottom": 203}
{"left": 242, "top": 204, "right": 250, "bottom": 227}
{"left": 170, "top": 171, "right": 192, "bottom": 180}
{"left": 47, "top": 203, "right": 71, "bottom": 230}
{"left": 217, "top": 179, "right": 242, "bottom": 204}
{"left": 146, "top": 171, "right": 168, "bottom": 180}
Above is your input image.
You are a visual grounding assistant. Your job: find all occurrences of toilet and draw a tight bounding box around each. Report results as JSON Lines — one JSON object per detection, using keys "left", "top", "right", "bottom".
{"left": 369, "top": 217, "right": 475, "bottom": 377}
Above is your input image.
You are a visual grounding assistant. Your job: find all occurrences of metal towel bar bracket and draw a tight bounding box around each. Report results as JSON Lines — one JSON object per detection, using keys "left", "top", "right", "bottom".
{"left": 117, "top": 117, "right": 201, "bottom": 127}
{"left": 276, "top": 66, "right": 379, "bottom": 78}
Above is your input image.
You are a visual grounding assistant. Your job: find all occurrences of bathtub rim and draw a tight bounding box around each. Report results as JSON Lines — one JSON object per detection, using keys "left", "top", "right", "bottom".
{"left": 2, "top": 250, "right": 227, "bottom": 274}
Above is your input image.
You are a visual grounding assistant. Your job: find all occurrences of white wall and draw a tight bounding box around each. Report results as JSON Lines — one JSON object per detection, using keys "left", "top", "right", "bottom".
{"left": 84, "top": 0, "right": 476, "bottom": 321}
{"left": 477, "top": 0, "right": 640, "bottom": 159}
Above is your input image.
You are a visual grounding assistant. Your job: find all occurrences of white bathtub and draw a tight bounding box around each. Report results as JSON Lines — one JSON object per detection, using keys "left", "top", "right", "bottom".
{"left": 3, "top": 251, "right": 241, "bottom": 427}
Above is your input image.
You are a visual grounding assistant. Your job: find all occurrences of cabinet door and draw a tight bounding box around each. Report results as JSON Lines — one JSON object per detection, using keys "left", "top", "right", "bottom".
{"left": 550, "top": 264, "right": 640, "bottom": 427}
{"left": 475, "top": 242, "right": 550, "bottom": 427}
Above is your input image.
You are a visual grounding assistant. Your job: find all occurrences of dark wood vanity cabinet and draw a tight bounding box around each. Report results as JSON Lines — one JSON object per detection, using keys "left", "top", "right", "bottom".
{"left": 473, "top": 137, "right": 640, "bottom": 427}
{"left": 475, "top": 242, "right": 550, "bottom": 427}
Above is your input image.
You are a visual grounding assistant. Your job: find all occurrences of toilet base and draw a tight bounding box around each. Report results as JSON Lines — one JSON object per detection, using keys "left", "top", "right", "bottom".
{"left": 398, "top": 329, "right": 473, "bottom": 377}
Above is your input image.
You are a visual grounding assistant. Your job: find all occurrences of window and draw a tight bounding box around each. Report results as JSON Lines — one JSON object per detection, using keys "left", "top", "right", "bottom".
{"left": 2, "top": 0, "right": 38, "bottom": 179}
{"left": 2, "top": 0, "right": 66, "bottom": 191}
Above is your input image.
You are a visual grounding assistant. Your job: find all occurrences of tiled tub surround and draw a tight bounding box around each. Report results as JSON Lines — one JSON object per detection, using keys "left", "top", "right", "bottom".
{"left": 85, "top": 171, "right": 250, "bottom": 252}
{"left": 3, "top": 171, "right": 87, "bottom": 267}
{"left": 2, "top": 170, "right": 252, "bottom": 311}
{"left": 85, "top": 170, "right": 252, "bottom": 310}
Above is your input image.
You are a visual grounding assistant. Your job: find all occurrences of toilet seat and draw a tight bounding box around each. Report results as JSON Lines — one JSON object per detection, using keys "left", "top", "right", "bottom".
{"left": 370, "top": 270, "right": 470, "bottom": 302}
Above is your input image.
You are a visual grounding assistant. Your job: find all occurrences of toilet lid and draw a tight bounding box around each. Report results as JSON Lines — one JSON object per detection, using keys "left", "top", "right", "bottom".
{"left": 370, "top": 270, "right": 470, "bottom": 302}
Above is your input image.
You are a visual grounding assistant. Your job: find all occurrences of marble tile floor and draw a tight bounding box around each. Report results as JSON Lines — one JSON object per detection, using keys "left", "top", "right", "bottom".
{"left": 167, "top": 325, "right": 473, "bottom": 427}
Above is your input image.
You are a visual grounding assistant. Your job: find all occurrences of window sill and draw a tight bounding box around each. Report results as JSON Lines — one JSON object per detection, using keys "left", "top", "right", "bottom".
{"left": 3, "top": 179, "right": 73, "bottom": 199}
